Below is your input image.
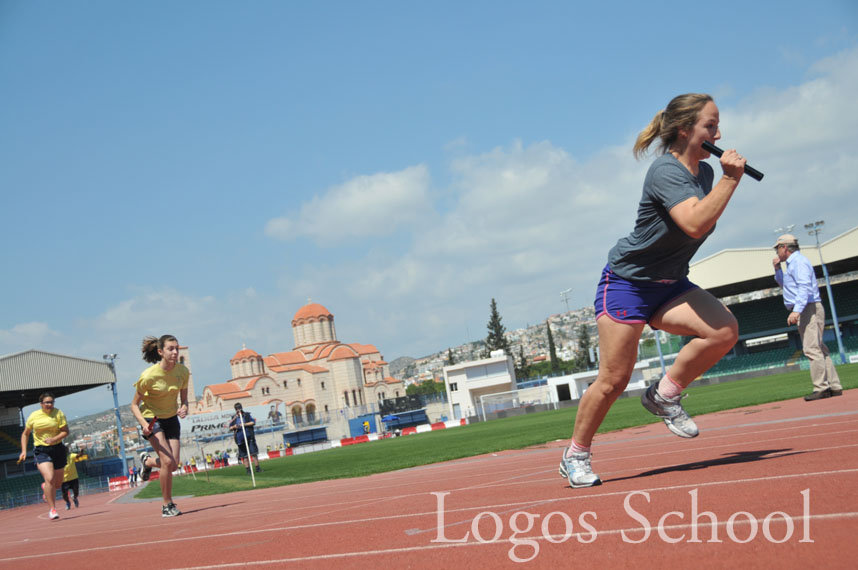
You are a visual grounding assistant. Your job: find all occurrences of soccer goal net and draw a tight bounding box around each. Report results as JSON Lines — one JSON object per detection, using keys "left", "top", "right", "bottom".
{"left": 478, "top": 385, "right": 556, "bottom": 420}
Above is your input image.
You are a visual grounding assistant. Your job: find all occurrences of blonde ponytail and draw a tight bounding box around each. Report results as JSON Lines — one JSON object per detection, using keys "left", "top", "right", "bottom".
{"left": 633, "top": 93, "right": 712, "bottom": 159}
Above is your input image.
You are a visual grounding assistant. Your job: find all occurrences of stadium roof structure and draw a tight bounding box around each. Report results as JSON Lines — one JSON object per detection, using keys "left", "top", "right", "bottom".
{"left": 689, "top": 225, "right": 858, "bottom": 298}
{"left": 0, "top": 350, "right": 116, "bottom": 410}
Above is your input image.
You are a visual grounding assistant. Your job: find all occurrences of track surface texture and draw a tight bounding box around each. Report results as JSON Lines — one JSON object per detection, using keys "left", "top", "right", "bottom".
{"left": 2, "top": 392, "right": 856, "bottom": 569}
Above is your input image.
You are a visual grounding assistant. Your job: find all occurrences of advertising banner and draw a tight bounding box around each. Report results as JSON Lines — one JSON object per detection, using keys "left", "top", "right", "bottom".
{"left": 180, "top": 403, "right": 287, "bottom": 438}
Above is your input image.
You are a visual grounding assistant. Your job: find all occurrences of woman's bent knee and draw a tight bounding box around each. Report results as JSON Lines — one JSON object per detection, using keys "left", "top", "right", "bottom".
{"left": 717, "top": 315, "right": 739, "bottom": 346}
{"left": 589, "top": 374, "right": 630, "bottom": 400}
{"left": 706, "top": 319, "right": 738, "bottom": 356}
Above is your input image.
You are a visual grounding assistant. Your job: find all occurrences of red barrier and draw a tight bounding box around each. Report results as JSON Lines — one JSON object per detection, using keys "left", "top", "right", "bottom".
{"left": 108, "top": 476, "right": 130, "bottom": 491}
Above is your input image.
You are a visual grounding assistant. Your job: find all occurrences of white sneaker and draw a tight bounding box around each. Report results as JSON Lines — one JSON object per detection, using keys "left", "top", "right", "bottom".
{"left": 49, "top": 508, "right": 59, "bottom": 520}
{"left": 559, "top": 450, "right": 601, "bottom": 488}
{"left": 641, "top": 383, "right": 699, "bottom": 438}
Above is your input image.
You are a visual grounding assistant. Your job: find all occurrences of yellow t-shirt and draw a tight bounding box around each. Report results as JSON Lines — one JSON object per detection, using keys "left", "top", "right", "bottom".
{"left": 63, "top": 452, "right": 79, "bottom": 482}
{"left": 134, "top": 363, "right": 190, "bottom": 419}
{"left": 25, "top": 408, "right": 68, "bottom": 447}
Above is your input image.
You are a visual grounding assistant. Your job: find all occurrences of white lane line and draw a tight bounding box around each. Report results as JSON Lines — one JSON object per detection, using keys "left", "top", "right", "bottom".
{"left": 170, "top": 512, "right": 858, "bottom": 569}
{"left": 2, "top": 468, "right": 856, "bottom": 565}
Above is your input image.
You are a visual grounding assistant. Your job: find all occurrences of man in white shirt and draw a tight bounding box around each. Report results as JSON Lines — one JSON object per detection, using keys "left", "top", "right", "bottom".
{"left": 773, "top": 234, "right": 843, "bottom": 400}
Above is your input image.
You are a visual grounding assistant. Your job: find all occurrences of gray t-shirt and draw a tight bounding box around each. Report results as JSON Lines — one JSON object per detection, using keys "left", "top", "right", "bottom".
{"left": 607, "top": 153, "right": 715, "bottom": 281}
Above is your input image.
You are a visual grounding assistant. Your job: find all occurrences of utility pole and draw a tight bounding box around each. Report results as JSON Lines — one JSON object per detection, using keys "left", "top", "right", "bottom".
{"left": 560, "top": 288, "right": 572, "bottom": 313}
{"left": 103, "top": 354, "right": 130, "bottom": 471}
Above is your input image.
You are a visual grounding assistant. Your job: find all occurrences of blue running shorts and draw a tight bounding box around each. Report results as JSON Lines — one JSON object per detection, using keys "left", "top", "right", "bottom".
{"left": 594, "top": 264, "right": 699, "bottom": 325}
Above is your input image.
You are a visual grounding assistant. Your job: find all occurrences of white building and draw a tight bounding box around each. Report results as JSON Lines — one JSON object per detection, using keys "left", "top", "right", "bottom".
{"left": 442, "top": 350, "right": 516, "bottom": 420}
{"left": 546, "top": 361, "right": 650, "bottom": 403}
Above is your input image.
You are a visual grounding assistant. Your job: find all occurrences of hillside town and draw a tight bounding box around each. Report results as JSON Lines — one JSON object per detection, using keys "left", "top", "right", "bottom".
{"left": 391, "top": 305, "right": 598, "bottom": 384}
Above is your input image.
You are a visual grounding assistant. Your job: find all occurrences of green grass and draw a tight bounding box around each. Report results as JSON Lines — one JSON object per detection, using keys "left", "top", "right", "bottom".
{"left": 134, "top": 363, "right": 858, "bottom": 499}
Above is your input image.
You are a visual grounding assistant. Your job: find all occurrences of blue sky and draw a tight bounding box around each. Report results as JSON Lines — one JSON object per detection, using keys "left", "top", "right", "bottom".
{"left": 3, "top": 1, "right": 857, "bottom": 420}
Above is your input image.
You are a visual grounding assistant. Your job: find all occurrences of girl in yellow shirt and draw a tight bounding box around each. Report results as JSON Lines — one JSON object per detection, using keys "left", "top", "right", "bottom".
{"left": 20, "top": 392, "right": 69, "bottom": 520}
{"left": 131, "top": 334, "right": 189, "bottom": 518}
{"left": 62, "top": 447, "right": 81, "bottom": 509}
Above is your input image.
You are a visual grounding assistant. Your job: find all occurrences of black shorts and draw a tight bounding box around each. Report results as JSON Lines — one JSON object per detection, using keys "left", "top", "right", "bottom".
{"left": 34, "top": 444, "right": 68, "bottom": 469}
{"left": 144, "top": 415, "right": 181, "bottom": 441}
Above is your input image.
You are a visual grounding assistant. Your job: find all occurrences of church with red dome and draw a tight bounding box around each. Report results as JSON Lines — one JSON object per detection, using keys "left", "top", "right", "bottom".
{"left": 195, "top": 302, "right": 405, "bottom": 426}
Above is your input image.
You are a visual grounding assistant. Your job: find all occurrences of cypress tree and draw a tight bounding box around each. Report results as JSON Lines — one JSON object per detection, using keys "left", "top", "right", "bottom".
{"left": 484, "top": 298, "right": 512, "bottom": 357}
{"left": 546, "top": 319, "right": 560, "bottom": 372}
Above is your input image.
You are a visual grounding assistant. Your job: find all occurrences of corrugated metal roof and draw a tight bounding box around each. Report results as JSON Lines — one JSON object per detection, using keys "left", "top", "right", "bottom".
{"left": 688, "top": 247, "right": 776, "bottom": 290}
{"left": 689, "top": 225, "right": 858, "bottom": 293}
{"left": 0, "top": 350, "right": 115, "bottom": 391}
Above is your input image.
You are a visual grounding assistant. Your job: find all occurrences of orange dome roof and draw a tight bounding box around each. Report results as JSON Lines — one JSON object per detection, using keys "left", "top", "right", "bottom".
{"left": 230, "top": 347, "right": 261, "bottom": 362}
{"left": 293, "top": 302, "right": 333, "bottom": 321}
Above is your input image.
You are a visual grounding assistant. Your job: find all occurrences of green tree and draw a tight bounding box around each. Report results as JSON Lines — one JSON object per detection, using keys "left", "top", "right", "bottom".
{"left": 515, "top": 345, "right": 530, "bottom": 380}
{"left": 546, "top": 320, "right": 560, "bottom": 373}
{"left": 484, "top": 298, "right": 512, "bottom": 357}
{"left": 446, "top": 348, "right": 455, "bottom": 366}
{"left": 574, "top": 323, "right": 593, "bottom": 371}
{"left": 406, "top": 379, "right": 446, "bottom": 396}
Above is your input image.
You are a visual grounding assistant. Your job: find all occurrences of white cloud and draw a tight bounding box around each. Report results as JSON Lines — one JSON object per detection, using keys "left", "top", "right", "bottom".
{"left": 706, "top": 45, "right": 858, "bottom": 248}
{"left": 92, "top": 288, "right": 218, "bottom": 333}
{"left": 283, "top": 47, "right": 858, "bottom": 357}
{"left": 12, "top": 46, "right": 858, "bottom": 420}
{"left": 264, "top": 164, "right": 434, "bottom": 245}
{"left": 0, "top": 322, "right": 61, "bottom": 353}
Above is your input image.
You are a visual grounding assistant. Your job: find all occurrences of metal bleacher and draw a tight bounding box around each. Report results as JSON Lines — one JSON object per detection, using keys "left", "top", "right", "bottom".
{"left": 0, "top": 424, "right": 25, "bottom": 456}
{"left": 703, "top": 346, "right": 799, "bottom": 378}
{"left": 726, "top": 296, "right": 789, "bottom": 339}
{"left": 726, "top": 280, "right": 858, "bottom": 340}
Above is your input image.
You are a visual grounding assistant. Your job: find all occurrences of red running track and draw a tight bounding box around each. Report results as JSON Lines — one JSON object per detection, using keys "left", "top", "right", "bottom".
{"left": 1, "top": 392, "right": 856, "bottom": 569}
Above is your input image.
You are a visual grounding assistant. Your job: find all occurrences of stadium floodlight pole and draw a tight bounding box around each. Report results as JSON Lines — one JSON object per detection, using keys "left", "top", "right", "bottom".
{"left": 804, "top": 221, "right": 847, "bottom": 364}
{"left": 103, "top": 354, "right": 129, "bottom": 474}
{"left": 238, "top": 411, "right": 257, "bottom": 487}
{"left": 560, "top": 288, "right": 572, "bottom": 313}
